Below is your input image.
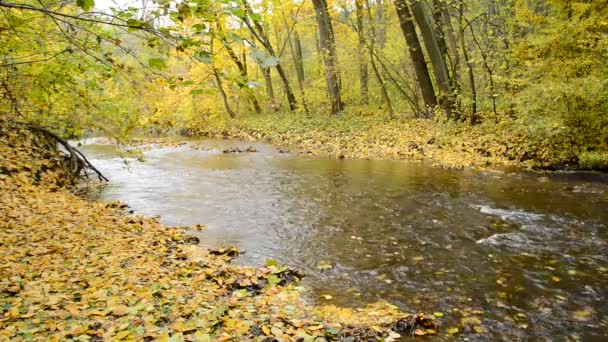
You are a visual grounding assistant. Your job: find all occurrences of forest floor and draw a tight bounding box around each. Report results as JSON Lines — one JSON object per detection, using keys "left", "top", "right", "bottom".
{"left": 193, "top": 112, "right": 607, "bottom": 171}
{"left": 0, "top": 119, "right": 437, "bottom": 341}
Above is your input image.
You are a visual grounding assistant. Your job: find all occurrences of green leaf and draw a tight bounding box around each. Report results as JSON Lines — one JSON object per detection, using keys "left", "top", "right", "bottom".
{"left": 228, "top": 8, "right": 245, "bottom": 18}
{"left": 126, "top": 19, "right": 145, "bottom": 31}
{"left": 249, "top": 13, "right": 262, "bottom": 22}
{"left": 250, "top": 50, "right": 266, "bottom": 62}
{"left": 76, "top": 0, "right": 94, "bottom": 11}
{"left": 190, "top": 89, "right": 204, "bottom": 95}
{"left": 265, "top": 259, "right": 278, "bottom": 266}
{"left": 261, "top": 56, "right": 279, "bottom": 69}
{"left": 214, "top": 306, "right": 227, "bottom": 318}
{"left": 148, "top": 58, "right": 166, "bottom": 70}
{"left": 226, "top": 32, "right": 242, "bottom": 43}
{"left": 194, "top": 50, "right": 212, "bottom": 64}
{"left": 192, "top": 24, "right": 205, "bottom": 33}
{"left": 268, "top": 274, "right": 281, "bottom": 285}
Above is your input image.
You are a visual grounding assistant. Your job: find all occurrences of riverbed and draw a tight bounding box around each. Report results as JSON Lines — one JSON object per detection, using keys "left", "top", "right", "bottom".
{"left": 80, "top": 138, "right": 608, "bottom": 340}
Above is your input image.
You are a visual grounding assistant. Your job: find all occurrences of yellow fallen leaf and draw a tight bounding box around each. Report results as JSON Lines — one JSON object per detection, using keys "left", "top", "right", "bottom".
{"left": 414, "top": 329, "right": 427, "bottom": 336}
{"left": 270, "top": 326, "right": 283, "bottom": 337}
{"left": 473, "top": 325, "right": 487, "bottom": 333}
{"left": 111, "top": 304, "right": 129, "bottom": 316}
{"left": 461, "top": 316, "right": 482, "bottom": 326}
{"left": 113, "top": 330, "right": 130, "bottom": 340}
{"left": 447, "top": 327, "right": 459, "bottom": 334}
{"left": 261, "top": 325, "right": 271, "bottom": 335}
{"left": 572, "top": 307, "right": 594, "bottom": 321}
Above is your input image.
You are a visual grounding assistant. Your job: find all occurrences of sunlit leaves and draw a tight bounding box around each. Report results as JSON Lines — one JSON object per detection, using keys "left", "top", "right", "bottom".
{"left": 148, "top": 58, "right": 166, "bottom": 70}
{"left": 76, "top": 0, "right": 94, "bottom": 11}
{"left": 176, "top": 2, "right": 192, "bottom": 21}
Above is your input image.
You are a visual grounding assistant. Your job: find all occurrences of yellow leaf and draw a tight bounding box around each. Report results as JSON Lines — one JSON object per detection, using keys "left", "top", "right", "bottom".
{"left": 572, "top": 307, "right": 594, "bottom": 321}
{"left": 447, "top": 327, "right": 459, "bottom": 334}
{"left": 114, "top": 330, "right": 130, "bottom": 340}
{"left": 414, "top": 329, "right": 427, "bottom": 336}
{"left": 473, "top": 325, "right": 487, "bottom": 333}
{"left": 271, "top": 326, "right": 283, "bottom": 337}
{"left": 111, "top": 304, "right": 128, "bottom": 316}
{"left": 461, "top": 316, "right": 482, "bottom": 326}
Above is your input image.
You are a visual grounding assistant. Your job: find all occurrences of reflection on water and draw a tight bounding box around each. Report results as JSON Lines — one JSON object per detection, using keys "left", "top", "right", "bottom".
{"left": 80, "top": 138, "right": 608, "bottom": 340}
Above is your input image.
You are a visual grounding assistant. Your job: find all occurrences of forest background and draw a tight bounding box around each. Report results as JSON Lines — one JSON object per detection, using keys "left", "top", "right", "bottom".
{"left": 1, "top": 0, "right": 607, "bottom": 169}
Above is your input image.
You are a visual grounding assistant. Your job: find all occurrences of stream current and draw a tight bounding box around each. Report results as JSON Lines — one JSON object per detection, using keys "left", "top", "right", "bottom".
{"left": 80, "top": 138, "right": 608, "bottom": 340}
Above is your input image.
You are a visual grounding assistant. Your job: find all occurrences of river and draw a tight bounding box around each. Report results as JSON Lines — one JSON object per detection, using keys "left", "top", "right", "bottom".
{"left": 79, "top": 138, "right": 608, "bottom": 340}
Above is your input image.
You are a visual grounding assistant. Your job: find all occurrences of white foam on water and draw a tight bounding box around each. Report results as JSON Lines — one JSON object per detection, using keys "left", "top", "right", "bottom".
{"left": 471, "top": 204, "right": 544, "bottom": 222}
{"left": 476, "top": 232, "right": 531, "bottom": 248}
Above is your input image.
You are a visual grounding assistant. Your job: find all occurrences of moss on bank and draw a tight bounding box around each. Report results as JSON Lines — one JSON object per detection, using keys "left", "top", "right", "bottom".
{"left": 0, "top": 119, "right": 438, "bottom": 340}
{"left": 190, "top": 112, "right": 607, "bottom": 170}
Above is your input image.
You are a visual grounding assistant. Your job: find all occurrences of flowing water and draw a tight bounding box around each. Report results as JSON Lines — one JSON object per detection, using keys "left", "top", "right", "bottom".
{"left": 79, "top": 138, "right": 608, "bottom": 340}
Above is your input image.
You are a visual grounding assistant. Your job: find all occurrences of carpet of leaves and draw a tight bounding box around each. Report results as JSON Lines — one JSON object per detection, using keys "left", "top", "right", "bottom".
{"left": 194, "top": 113, "right": 583, "bottom": 170}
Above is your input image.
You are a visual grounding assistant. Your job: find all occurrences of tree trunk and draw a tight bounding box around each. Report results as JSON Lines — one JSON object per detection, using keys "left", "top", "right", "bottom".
{"left": 365, "top": 0, "right": 393, "bottom": 116}
{"left": 355, "top": 0, "right": 369, "bottom": 104}
{"left": 410, "top": 0, "right": 454, "bottom": 117}
{"left": 213, "top": 68, "right": 236, "bottom": 119}
{"left": 240, "top": 0, "right": 297, "bottom": 111}
{"left": 312, "top": 0, "right": 344, "bottom": 115}
{"left": 375, "top": 0, "right": 387, "bottom": 49}
{"left": 459, "top": 1, "right": 477, "bottom": 121}
{"left": 216, "top": 24, "right": 261, "bottom": 114}
{"left": 283, "top": 13, "right": 310, "bottom": 114}
{"left": 210, "top": 34, "right": 236, "bottom": 118}
{"left": 394, "top": 0, "right": 437, "bottom": 114}
{"left": 293, "top": 28, "right": 305, "bottom": 84}
{"left": 248, "top": 29, "right": 277, "bottom": 112}
{"left": 262, "top": 67, "right": 277, "bottom": 112}
{"left": 283, "top": 12, "right": 310, "bottom": 114}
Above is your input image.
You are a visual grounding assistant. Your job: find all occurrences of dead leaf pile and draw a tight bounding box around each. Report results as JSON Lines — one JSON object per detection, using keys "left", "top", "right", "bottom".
{"left": 195, "top": 113, "right": 579, "bottom": 170}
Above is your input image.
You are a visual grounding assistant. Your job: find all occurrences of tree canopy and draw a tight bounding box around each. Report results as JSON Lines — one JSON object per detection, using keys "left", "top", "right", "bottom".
{"left": 1, "top": 0, "right": 607, "bottom": 167}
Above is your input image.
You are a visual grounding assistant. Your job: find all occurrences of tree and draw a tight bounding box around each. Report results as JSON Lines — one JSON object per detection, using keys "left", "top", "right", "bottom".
{"left": 394, "top": 0, "right": 437, "bottom": 114}
{"left": 312, "top": 0, "right": 343, "bottom": 114}
{"left": 410, "top": 0, "right": 455, "bottom": 117}
{"left": 355, "top": 0, "right": 369, "bottom": 104}
{"left": 215, "top": 23, "right": 262, "bottom": 114}
{"left": 238, "top": 0, "right": 298, "bottom": 111}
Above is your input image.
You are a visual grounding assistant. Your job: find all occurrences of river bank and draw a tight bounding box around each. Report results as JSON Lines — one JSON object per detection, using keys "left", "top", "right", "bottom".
{"left": 189, "top": 112, "right": 608, "bottom": 171}
{"left": 0, "top": 121, "right": 439, "bottom": 340}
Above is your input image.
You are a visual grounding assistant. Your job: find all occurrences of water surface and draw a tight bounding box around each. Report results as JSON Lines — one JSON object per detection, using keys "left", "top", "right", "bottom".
{"left": 80, "top": 138, "right": 608, "bottom": 340}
